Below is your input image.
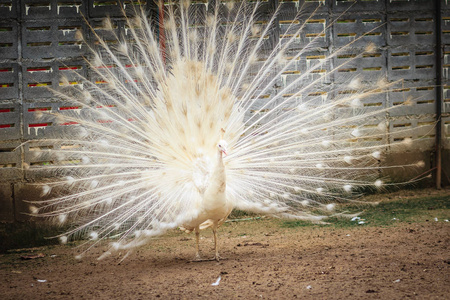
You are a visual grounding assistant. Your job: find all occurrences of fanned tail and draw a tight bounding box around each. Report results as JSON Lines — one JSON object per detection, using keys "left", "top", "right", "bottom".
{"left": 24, "top": 1, "right": 429, "bottom": 258}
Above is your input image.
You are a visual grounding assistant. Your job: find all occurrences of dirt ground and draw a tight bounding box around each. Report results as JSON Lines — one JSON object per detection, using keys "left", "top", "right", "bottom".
{"left": 1, "top": 189, "right": 449, "bottom": 299}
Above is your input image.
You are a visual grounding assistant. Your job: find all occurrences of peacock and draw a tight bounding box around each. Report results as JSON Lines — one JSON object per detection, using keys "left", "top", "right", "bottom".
{"left": 27, "top": 0, "right": 424, "bottom": 261}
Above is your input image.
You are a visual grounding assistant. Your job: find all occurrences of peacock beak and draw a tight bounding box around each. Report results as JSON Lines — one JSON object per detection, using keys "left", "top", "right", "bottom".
{"left": 222, "top": 149, "right": 228, "bottom": 156}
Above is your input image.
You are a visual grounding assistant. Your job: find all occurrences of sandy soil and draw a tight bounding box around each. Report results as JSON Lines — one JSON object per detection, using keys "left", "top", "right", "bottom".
{"left": 1, "top": 190, "right": 449, "bottom": 299}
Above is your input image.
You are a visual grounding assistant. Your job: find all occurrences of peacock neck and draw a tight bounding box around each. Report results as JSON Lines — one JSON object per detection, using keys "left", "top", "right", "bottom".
{"left": 205, "top": 149, "right": 226, "bottom": 195}
{"left": 216, "top": 149, "right": 223, "bottom": 165}
{"left": 214, "top": 150, "right": 225, "bottom": 179}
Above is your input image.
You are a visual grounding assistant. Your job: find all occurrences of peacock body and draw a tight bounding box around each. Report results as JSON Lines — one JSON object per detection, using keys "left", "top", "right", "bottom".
{"left": 28, "top": 0, "right": 423, "bottom": 260}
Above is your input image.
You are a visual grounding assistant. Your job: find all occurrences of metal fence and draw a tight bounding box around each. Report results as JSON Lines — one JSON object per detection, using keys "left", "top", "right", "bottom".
{"left": 0, "top": 0, "right": 449, "bottom": 222}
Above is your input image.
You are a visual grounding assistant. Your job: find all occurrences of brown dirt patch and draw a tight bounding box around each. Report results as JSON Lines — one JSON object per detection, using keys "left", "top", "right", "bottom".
{"left": 1, "top": 189, "right": 449, "bottom": 299}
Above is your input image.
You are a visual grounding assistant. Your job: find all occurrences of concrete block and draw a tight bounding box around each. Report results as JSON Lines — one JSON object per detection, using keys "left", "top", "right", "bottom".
{"left": 0, "top": 183, "right": 14, "bottom": 222}
{"left": 383, "top": 150, "right": 433, "bottom": 186}
{"left": 13, "top": 183, "right": 43, "bottom": 222}
{"left": 442, "top": 149, "right": 450, "bottom": 187}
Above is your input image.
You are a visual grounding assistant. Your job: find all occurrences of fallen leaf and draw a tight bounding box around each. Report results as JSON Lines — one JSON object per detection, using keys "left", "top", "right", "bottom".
{"left": 21, "top": 253, "right": 45, "bottom": 260}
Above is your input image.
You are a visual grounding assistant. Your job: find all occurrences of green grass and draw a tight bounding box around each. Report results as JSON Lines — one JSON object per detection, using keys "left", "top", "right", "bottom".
{"left": 2, "top": 194, "right": 449, "bottom": 253}
{"left": 282, "top": 194, "right": 450, "bottom": 228}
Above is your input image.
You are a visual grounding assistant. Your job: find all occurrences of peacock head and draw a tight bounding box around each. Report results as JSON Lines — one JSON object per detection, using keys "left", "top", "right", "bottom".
{"left": 217, "top": 140, "right": 228, "bottom": 156}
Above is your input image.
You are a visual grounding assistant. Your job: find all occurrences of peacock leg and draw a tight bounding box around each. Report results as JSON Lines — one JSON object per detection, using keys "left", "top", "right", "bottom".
{"left": 193, "top": 226, "right": 202, "bottom": 261}
{"left": 212, "top": 227, "right": 221, "bottom": 261}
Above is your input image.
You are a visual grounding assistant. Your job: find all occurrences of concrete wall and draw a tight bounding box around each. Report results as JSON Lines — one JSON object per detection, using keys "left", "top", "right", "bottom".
{"left": 0, "top": 0, "right": 449, "bottom": 222}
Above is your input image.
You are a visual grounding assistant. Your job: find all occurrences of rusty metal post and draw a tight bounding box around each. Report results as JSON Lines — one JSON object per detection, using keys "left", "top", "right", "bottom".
{"left": 435, "top": 0, "right": 443, "bottom": 189}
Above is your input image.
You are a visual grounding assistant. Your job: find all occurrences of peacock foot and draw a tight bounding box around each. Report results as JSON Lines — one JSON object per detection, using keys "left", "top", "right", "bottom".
{"left": 190, "top": 253, "right": 205, "bottom": 262}
{"left": 190, "top": 258, "right": 213, "bottom": 262}
{"left": 213, "top": 254, "right": 227, "bottom": 262}
{"left": 190, "top": 254, "right": 226, "bottom": 262}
